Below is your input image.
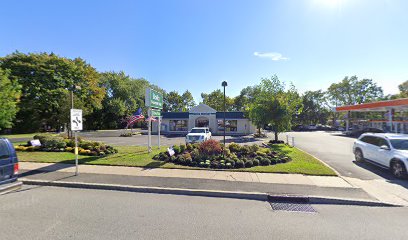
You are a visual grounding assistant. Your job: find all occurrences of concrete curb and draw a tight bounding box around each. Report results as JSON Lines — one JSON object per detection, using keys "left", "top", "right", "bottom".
{"left": 21, "top": 179, "right": 268, "bottom": 201}
{"left": 21, "top": 178, "right": 399, "bottom": 207}
{"left": 0, "top": 181, "right": 22, "bottom": 195}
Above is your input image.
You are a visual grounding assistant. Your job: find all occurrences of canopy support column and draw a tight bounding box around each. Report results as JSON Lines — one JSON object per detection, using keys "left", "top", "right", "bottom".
{"left": 346, "top": 111, "right": 350, "bottom": 131}
{"left": 388, "top": 109, "right": 393, "bottom": 133}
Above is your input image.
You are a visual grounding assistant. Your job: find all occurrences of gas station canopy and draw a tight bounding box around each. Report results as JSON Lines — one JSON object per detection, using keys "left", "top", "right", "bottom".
{"left": 335, "top": 98, "right": 408, "bottom": 112}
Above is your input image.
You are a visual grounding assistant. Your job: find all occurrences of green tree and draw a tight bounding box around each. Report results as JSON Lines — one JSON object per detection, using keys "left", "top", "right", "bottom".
{"left": 234, "top": 86, "right": 261, "bottom": 112}
{"left": 249, "top": 75, "right": 301, "bottom": 141}
{"left": 201, "top": 89, "right": 234, "bottom": 111}
{"left": 0, "top": 52, "right": 105, "bottom": 132}
{"left": 88, "top": 71, "right": 150, "bottom": 129}
{"left": 166, "top": 91, "right": 183, "bottom": 112}
{"left": 0, "top": 69, "right": 21, "bottom": 130}
{"left": 181, "top": 90, "right": 196, "bottom": 111}
{"left": 327, "top": 76, "right": 384, "bottom": 106}
{"left": 326, "top": 76, "right": 383, "bottom": 126}
{"left": 397, "top": 80, "right": 408, "bottom": 98}
{"left": 298, "top": 90, "right": 330, "bottom": 125}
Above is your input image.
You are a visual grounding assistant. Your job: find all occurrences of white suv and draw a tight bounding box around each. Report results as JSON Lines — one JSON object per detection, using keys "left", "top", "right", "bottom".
{"left": 185, "top": 127, "right": 212, "bottom": 144}
{"left": 353, "top": 133, "right": 408, "bottom": 178}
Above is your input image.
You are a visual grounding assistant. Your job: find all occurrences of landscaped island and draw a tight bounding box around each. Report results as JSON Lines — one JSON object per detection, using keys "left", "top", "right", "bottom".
{"left": 154, "top": 140, "right": 290, "bottom": 169}
{"left": 13, "top": 135, "right": 335, "bottom": 176}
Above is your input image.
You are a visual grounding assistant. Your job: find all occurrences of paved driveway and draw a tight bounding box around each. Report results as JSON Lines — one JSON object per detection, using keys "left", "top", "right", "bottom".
{"left": 79, "top": 130, "right": 267, "bottom": 146}
{"left": 281, "top": 131, "right": 402, "bottom": 181}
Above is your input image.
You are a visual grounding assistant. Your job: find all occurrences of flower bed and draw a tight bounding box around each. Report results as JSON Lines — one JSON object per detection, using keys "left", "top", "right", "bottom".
{"left": 153, "top": 139, "right": 291, "bottom": 169}
{"left": 14, "top": 134, "right": 118, "bottom": 156}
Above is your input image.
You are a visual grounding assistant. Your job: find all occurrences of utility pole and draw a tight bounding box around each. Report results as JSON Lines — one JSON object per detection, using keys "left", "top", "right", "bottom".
{"left": 222, "top": 81, "right": 228, "bottom": 157}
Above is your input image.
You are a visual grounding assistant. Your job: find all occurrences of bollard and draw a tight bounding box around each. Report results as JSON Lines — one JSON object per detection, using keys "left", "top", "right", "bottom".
{"left": 286, "top": 135, "right": 289, "bottom": 145}
{"left": 292, "top": 137, "right": 295, "bottom": 147}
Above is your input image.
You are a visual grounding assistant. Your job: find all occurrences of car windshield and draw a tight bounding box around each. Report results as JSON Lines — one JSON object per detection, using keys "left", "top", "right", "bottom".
{"left": 390, "top": 139, "right": 408, "bottom": 150}
{"left": 190, "top": 129, "right": 205, "bottom": 133}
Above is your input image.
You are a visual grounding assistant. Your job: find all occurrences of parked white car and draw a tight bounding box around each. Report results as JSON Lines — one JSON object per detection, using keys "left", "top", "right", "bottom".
{"left": 185, "top": 127, "right": 211, "bottom": 144}
{"left": 353, "top": 133, "right": 408, "bottom": 178}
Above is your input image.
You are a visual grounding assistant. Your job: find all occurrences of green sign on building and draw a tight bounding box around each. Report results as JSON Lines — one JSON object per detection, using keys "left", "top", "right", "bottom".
{"left": 145, "top": 88, "right": 163, "bottom": 109}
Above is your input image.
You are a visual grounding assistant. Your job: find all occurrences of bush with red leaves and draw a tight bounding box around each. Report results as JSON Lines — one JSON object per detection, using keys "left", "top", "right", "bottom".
{"left": 199, "top": 139, "right": 222, "bottom": 156}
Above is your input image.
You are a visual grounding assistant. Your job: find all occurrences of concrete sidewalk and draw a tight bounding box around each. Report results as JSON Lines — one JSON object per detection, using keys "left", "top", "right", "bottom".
{"left": 20, "top": 162, "right": 352, "bottom": 188}
{"left": 19, "top": 162, "right": 408, "bottom": 206}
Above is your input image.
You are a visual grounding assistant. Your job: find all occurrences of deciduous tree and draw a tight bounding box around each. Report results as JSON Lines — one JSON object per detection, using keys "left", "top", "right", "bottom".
{"left": 0, "top": 69, "right": 21, "bottom": 130}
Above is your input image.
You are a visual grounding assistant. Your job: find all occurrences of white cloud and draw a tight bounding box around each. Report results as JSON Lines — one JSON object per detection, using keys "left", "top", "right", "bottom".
{"left": 253, "top": 52, "right": 289, "bottom": 61}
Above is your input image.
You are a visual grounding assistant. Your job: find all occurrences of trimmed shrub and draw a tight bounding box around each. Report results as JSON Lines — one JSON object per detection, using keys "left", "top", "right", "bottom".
{"left": 244, "top": 160, "right": 253, "bottom": 168}
{"left": 228, "top": 142, "right": 241, "bottom": 153}
{"left": 226, "top": 159, "right": 235, "bottom": 168}
{"left": 260, "top": 148, "right": 272, "bottom": 155}
{"left": 176, "top": 155, "right": 185, "bottom": 164}
{"left": 249, "top": 144, "right": 260, "bottom": 153}
{"left": 186, "top": 143, "right": 193, "bottom": 151}
{"left": 179, "top": 144, "right": 186, "bottom": 153}
{"left": 260, "top": 158, "right": 271, "bottom": 166}
{"left": 65, "top": 147, "right": 73, "bottom": 152}
{"left": 269, "top": 140, "right": 285, "bottom": 144}
{"left": 235, "top": 160, "right": 245, "bottom": 168}
{"left": 253, "top": 159, "right": 260, "bottom": 166}
{"left": 225, "top": 162, "right": 232, "bottom": 169}
{"left": 256, "top": 151, "right": 267, "bottom": 157}
{"left": 173, "top": 145, "right": 181, "bottom": 154}
{"left": 240, "top": 145, "right": 250, "bottom": 155}
{"left": 184, "top": 158, "right": 192, "bottom": 166}
{"left": 199, "top": 139, "right": 222, "bottom": 156}
{"left": 183, "top": 152, "right": 193, "bottom": 162}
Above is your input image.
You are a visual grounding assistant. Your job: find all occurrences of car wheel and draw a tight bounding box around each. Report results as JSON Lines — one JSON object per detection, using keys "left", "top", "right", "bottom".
{"left": 354, "top": 149, "right": 364, "bottom": 162}
{"left": 391, "top": 160, "right": 407, "bottom": 179}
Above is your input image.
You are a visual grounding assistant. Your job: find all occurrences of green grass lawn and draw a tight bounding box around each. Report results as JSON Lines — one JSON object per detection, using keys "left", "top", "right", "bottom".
{"left": 17, "top": 144, "right": 336, "bottom": 176}
{"left": 234, "top": 144, "right": 336, "bottom": 176}
{"left": 1, "top": 132, "right": 53, "bottom": 139}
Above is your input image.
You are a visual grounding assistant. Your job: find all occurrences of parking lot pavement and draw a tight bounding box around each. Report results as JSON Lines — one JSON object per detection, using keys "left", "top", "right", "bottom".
{"left": 281, "top": 131, "right": 408, "bottom": 182}
{"left": 80, "top": 129, "right": 268, "bottom": 146}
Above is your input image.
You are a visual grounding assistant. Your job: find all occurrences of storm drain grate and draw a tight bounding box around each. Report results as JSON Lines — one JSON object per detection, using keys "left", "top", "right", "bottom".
{"left": 267, "top": 195, "right": 317, "bottom": 213}
{"left": 269, "top": 202, "right": 317, "bottom": 213}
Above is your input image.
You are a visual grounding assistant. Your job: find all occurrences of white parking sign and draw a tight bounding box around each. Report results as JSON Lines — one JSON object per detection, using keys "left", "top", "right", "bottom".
{"left": 70, "top": 109, "right": 83, "bottom": 131}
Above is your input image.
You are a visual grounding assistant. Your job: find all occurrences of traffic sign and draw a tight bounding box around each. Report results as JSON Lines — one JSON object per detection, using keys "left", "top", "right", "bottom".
{"left": 70, "top": 109, "right": 83, "bottom": 131}
{"left": 150, "top": 109, "right": 161, "bottom": 117}
{"left": 145, "top": 88, "right": 163, "bottom": 109}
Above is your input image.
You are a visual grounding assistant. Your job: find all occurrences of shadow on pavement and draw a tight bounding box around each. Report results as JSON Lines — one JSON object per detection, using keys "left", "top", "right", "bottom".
{"left": 352, "top": 160, "right": 408, "bottom": 189}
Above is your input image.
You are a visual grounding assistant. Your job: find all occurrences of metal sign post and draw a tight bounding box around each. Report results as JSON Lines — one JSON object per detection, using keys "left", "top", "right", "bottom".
{"left": 148, "top": 108, "right": 152, "bottom": 153}
{"left": 158, "top": 116, "right": 161, "bottom": 149}
{"left": 145, "top": 88, "right": 163, "bottom": 153}
{"left": 70, "top": 109, "right": 82, "bottom": 175}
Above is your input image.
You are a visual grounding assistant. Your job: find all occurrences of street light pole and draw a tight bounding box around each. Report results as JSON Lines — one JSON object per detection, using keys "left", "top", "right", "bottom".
{"left": 222, "top": 81, "right": 228, "bottom": 157}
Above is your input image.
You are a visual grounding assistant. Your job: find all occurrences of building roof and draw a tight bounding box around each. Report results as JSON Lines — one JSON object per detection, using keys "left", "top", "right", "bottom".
{"left": 335, "top": 98, "right": 408, "bottom": 112}
{"left": 161, "top": 111, "right": 247, "bottom": 119}
{"left": 216, "top": 112, "right": 246, "bottom": 119}
{"left": 189, "top": 103, "right": 216, "bottom": 113}
{"left": 162, "top": 112, "right": 189, "bottom": 119}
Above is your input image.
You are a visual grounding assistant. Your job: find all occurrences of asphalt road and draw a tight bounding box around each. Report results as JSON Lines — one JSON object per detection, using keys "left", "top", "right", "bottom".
{"left": 1, "top": 186, "right": 408, "bottom": 240}
{"left": 281, "top": 131, "right": 399, "bottom": 180}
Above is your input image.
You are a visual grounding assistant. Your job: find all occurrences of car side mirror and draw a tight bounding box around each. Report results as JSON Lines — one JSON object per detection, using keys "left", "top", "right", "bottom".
{"left": 380, "top": 145, "right": 390, "bottom": 150}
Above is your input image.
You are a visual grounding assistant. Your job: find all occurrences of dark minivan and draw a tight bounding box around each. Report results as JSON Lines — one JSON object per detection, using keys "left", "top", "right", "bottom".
{"left": 0, "top": 138, "right": 20, "bottom": 193}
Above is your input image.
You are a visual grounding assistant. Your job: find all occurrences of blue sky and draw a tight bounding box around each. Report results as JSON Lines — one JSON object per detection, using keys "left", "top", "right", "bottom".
{"left": 1, "top": 0, "right": 407, "bottom": 102}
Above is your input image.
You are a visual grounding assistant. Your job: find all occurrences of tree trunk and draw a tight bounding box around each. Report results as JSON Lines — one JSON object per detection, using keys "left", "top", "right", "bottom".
{"left": 258, "top": 127, "right": 261, "bottom": 135}
{"left": 274, "top": 131, "right": 278, "bottom": 142}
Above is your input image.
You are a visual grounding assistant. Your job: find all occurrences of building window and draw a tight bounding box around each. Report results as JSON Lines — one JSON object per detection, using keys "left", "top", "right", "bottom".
{"left": 169, "top": 120, "right": 188, "bottom": 131}
{"left": 217, "top": 120, "right": 237, "bottom": 132}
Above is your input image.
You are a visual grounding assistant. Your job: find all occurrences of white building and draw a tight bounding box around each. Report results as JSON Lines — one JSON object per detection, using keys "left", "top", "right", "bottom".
{"left": 152, "top": 104, "right": 256, "bottom": 135}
